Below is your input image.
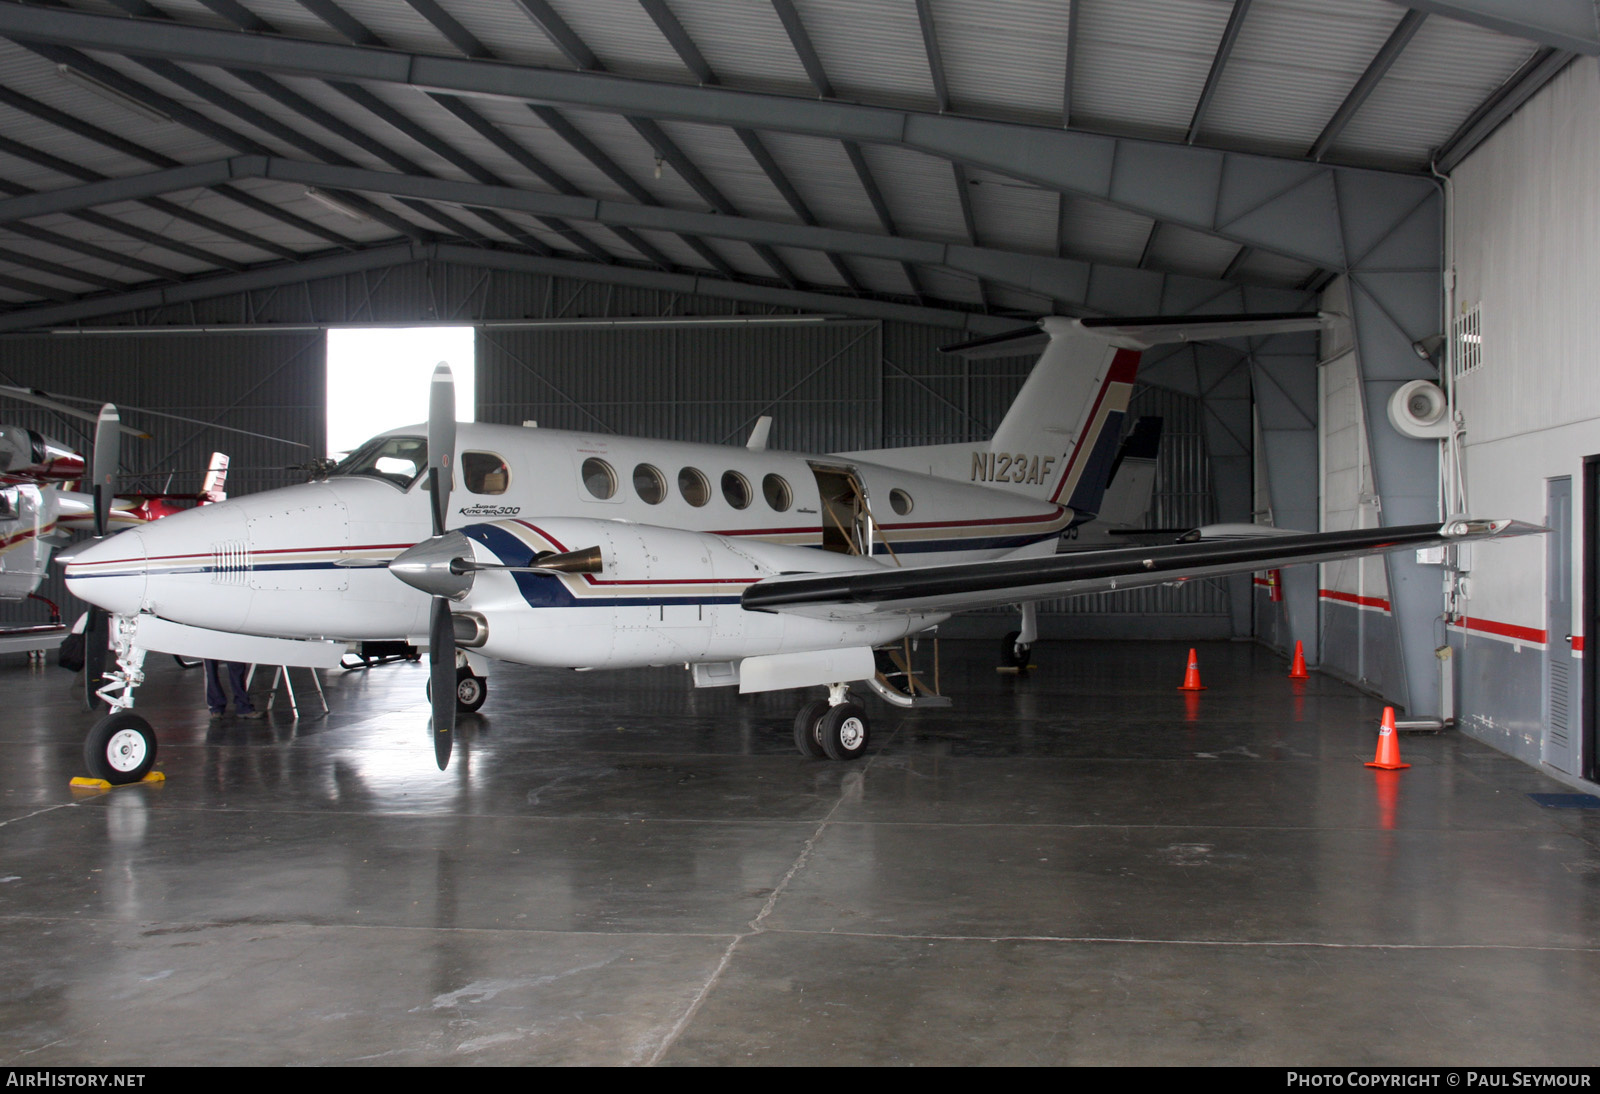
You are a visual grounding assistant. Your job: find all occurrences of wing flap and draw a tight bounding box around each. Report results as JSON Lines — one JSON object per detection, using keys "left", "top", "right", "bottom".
{"left": 741, "top": 519, "right": 1543, "bottom": 618}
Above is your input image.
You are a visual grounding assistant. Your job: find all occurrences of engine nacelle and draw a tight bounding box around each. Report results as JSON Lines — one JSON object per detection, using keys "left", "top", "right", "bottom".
{"left": 0, "top": 426, "right": 84, "bottom": 484}
{"left": 455, "top": 516, "right": 945, "bottom": 671}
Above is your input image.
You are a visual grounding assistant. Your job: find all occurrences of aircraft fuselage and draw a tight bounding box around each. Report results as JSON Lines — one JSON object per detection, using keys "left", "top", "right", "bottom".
{"left": 65, "top": 422, "right": 1072, "bottom": 660}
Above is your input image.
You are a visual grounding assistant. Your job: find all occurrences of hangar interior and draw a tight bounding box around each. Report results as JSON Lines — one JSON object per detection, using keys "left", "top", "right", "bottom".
{"left": 1, "top": 0, "right": 1599, "bottom": 1067}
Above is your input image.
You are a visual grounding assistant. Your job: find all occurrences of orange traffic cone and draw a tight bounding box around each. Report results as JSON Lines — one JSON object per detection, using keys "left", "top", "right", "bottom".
{"left": 1365, "top": 707, "right": 1411, "bottom": 770}
{"left": 1177, "top": 648, "right": 1207, "bottom": 691}
{"left": 1288, "top": 640, "right": 1309, "bottom": 680}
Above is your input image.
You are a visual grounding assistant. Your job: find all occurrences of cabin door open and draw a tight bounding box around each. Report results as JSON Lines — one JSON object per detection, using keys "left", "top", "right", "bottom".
{"left": 809, "top": 463, "right": 870, "bottom": 556}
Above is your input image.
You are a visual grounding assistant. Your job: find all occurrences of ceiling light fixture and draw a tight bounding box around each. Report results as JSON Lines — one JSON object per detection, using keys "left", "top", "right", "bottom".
{"left": 303, "top": 188, "right": 373, "bottom": 222}
{"left": 56, "top": 64, "right": 171, "bottom": 124}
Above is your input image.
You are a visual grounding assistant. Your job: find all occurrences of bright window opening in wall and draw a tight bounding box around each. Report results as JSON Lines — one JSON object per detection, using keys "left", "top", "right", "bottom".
{"left": 326, "top": 326, "right": 476, "bottom": 459}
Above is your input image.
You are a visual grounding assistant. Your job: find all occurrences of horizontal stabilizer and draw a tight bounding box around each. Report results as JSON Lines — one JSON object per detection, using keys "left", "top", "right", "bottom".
{"left": 1079, "top": 311, "right": 1335, "bottom": 347}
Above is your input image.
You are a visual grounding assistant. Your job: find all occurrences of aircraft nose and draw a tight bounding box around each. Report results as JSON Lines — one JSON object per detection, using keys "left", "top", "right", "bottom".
{"left": 63, "top": 529, "right": 148, "bottom": 615}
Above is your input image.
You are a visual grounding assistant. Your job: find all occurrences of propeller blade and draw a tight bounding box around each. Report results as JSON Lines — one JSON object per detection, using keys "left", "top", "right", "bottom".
{"left": 2, "top": 388, "right": 300, "bottom": 447}
{"left": 0, "top": 387, "right": 151, "bottom": 437}
{"left": 91, "top": 404, "right": 119, "bottom": 538}
{"left": 427, "top": 363, "right": 455, "bottom": 539}
{"left": 429, "top": 596, "right": 456, "bottom": 770}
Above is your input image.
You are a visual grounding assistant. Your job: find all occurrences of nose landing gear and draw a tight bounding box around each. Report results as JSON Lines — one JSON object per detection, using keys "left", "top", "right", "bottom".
{"left": 82, "top": 614, "right": 156, "bottom": 785}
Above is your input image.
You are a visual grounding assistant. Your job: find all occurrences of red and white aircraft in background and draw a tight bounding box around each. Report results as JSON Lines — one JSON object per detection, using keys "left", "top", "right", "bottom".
{"left": 62, "top": 313, "right": 1541, "bottom": 783}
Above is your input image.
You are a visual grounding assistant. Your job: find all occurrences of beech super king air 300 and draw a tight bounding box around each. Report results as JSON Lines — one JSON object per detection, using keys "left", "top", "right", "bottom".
{"left": 63, "top": 314, "right": 1541, "bottom": 784}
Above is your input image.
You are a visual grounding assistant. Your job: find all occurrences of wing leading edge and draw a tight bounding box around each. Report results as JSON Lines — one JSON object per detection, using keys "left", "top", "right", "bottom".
{"left": 741, "top": 519, "right": 1543, "bottom": 619}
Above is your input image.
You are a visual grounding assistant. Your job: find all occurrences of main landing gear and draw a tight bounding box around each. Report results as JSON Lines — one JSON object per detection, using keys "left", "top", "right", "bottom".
{"left": 793, "top": 683, "right": 870, "bottom": 761}
{"left": 425, "top": 663, "right": 489, "bottom": 713}
{"left": 998, "top": 602, "right": 1039, "bottom": 672}
{"left": 83, "top": 614, "right": 156, "bottom": 785}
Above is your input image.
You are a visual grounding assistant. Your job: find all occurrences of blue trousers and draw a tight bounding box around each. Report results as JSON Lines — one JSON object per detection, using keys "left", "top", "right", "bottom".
{"left": 204, "top": 660, "right": 253, "bottom": 714}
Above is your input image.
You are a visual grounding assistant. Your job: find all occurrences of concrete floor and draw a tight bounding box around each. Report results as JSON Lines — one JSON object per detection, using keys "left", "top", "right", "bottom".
{"left": 2, "top": 638, "right": 1599, "bottom": 1066}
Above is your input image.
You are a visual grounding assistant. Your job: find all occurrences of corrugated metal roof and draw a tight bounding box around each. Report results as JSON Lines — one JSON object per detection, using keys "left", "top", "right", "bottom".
{"left": 653, "top": 0, "right": 816, "bottom": 97}
{"left": 787, "top": 0, "right": 939, "bottom": 112}
{"left": 751, "top": 131, "right": 886, "bottom": 235}
{"left": 964, "top": 172, "right": 1059, "bottom": 254}
{"left": 1071, "top": 0, "right": 1232, "bottom": 139}
{"left": 536, "top": 0, "right": 703, "bottom": 83}
{"left": 1327, "top": 15, "right": 1538, "bottom": 167}
{"left": 1056, "top": 194, "right": 1154, "bottom": 268}
{"left": 926, "top": 0, "right": 1072, "bottom": 125}
{"left": 1200, "top": 0, "right": 1403, "bottom": 156}
{"left": 0, "top": 0, "right": 1567, "bottom": 320}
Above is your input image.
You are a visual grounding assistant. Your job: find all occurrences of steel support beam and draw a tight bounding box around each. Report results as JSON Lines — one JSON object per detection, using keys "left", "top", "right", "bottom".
{"left": 1433, "top": 47, "right": 1577, "bottom": 172}
{"left": 1187, "top": 0, "right": 1252, "bottom": 144}
{"left": 0, "top": 241, "right": 1018, "bottom": 335}
{"left": 0, "top": 156, "right": 1316, "bottom": 317}
{"left": 1308, "top": 10, "right": 1427, "bottom": 162}
{"left": 1385, "top": 0, "right": 1600, "bottom": 54}
{"left": 0, "top": 2, "right": 1438, "bottom": 269}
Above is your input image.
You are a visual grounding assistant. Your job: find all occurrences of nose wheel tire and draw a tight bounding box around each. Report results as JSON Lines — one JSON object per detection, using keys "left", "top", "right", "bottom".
{"left": 819, "top": 702, "right": 870, "bottom": 761}
{"left": 793, "top": 699, "right": 829, "bottom": 758}
{"left": 84, "top": 711, "right": 157, "bottom": 785}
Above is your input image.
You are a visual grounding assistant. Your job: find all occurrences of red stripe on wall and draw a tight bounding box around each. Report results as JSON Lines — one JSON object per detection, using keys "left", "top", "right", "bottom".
{"left": 1450, "top": 616, "right": 1548, "bottom": 644}
{"left": 1318, "top": 588, "right": 1391, "bottom": 611}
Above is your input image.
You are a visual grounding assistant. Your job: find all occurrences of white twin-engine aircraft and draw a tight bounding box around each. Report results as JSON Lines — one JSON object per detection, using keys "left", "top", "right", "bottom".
{"left": 63, "top": 314, "right": 1540, "bottom": 783}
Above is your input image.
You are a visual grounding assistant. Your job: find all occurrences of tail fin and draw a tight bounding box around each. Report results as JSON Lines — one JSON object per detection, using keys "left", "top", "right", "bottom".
{"left": 201, "top": 452, "right": 229, "bottom": 503}
{"left": 844, "top": 312, "right": 1330, "bottom": 515}
{"left": 972, "top": 317, "right": 1141, "bottom": 507}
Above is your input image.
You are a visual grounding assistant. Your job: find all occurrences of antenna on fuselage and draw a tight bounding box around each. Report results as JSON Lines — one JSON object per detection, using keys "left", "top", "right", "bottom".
{"left": 746, "top": 416, "right": 772, "bottom": 451}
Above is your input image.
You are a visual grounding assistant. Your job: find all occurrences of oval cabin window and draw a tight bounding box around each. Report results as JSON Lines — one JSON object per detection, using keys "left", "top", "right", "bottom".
{"left": 890, "top": 488, "right": 913, "bottom": 516}
{"left": 763, "top": 473, "right": 792, "bottom": 512}
{"left": 679, "top": 467, "right": 710, "bottom": 507}
{"left": 634, "top": 463, "right": 666, "bottom": 505}
{"left": 722, "top": 470, "right": 752, "bottom": 510}
{"left": 582, "top": 457, "right": 617, "bottom": 500}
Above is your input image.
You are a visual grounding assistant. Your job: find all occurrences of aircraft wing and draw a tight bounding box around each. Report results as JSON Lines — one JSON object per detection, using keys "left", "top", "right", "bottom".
{"left": 740, "top": 519, "right": 1543, "bottom": 618}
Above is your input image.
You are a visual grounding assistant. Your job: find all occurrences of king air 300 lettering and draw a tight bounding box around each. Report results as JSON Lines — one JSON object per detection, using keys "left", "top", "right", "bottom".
{"left": 971, "top": 452, "right": 1056, "bottom": 485}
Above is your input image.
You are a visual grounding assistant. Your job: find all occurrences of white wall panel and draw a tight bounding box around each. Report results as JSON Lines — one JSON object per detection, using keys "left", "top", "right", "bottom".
{"left": 1450, "top": 60, "right": 1600, "bottom": 648}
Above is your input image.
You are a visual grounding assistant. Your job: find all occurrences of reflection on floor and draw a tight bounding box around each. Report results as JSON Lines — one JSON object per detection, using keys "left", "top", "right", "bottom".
{"left": 1, "top": 640, "right": 1597, "bottom": 1065}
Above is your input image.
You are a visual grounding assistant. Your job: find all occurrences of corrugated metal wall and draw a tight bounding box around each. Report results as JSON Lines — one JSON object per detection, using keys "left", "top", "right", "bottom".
{"left": 1, "top": 259, "right": 1223, "bottom": 635}
{"left": 1445, "top": 59, "right": 1600, "bottom": 771}
{"left": 478, "top": 321, "right": 880, "bottom": 454}
{"left": 0, "top": 331, "right": 324, "bottom": 626}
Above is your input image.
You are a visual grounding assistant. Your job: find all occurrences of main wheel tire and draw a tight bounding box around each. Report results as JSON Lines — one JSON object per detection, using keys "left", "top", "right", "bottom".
{"left": 819, "top": 702, "right": 870, "bottom": 761}
{"left": 455, "top": 668, "right": 487, "bottom": 713}
{"left": 84, "top": 711, "right": 157, "bottom": 785}
{"left": 793, "top": 699, "right": 829, "bottom": 758}
{"left": 999, "top": 629, "right": 1031, "bottom": 670}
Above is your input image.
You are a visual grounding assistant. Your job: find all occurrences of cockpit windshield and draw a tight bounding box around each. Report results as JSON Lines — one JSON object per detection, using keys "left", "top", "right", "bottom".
{"left": 331, "top": 434, "right": 428, "bottom": 489}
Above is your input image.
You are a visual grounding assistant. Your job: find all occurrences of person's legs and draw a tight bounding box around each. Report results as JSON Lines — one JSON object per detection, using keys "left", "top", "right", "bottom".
{"left": 228, "top": 662, "right": 259, "bottom": 716}
{"left": 203, "top": 659, "right": 226, "bottom": 715}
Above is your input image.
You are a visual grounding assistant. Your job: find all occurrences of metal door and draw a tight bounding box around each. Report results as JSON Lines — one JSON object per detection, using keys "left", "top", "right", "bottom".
{"left": 1543, "top": 477, "right": 1575, "bottom": 773}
